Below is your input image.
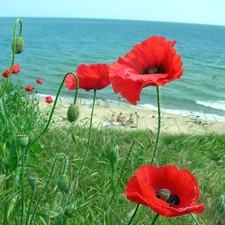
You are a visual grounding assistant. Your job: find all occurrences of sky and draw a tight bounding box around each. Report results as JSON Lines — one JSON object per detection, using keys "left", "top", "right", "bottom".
{"left": 1, "top": 0, "right": 225, "bottom": 26}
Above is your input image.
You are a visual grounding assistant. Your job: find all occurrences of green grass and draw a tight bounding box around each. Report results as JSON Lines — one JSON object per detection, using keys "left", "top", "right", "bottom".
{"left": 7, "top": 122, "right": 222, "bottom": 225}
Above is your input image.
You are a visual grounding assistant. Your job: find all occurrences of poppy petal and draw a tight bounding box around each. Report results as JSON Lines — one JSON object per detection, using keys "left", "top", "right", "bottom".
{"left": 65, "top": 74, "right": 77, "bottom": 90}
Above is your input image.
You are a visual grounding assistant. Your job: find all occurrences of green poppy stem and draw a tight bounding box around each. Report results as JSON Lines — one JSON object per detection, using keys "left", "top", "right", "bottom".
{"left": 151, "top": 86, "right": 161, "bottom": 164}
{"left": 25, "top": 189, "right": 35, "bottom": 225}
{"left": 77, "top": 89, "right": 96, "bottom": 178}
{"left": 150, "top": 214, "right": 160, "bottom": 225}
{"left": 20, "top": 148, "right": 25, "bottom": 225}
{"left": 3, "top": 169, "right": 9, "bottom": 224}
{"left": 108, "top": 141, "right": 135, "bottom": 206}
{"left": 0, "top": 19, "right": 22, "bottom": 98}
{"left": 26, "top": 72, "right": 78, "bottom": 151}
{"left": 66, "top": 90, "right": 96, "bottom": 206}
{"left": 127, "top": 204, "right": 140, "bottom": 225}
{"left": 190, "top": 213, "right": 202, "bottom": 225}
{"left": 29, "top": 153, "right": 66, "bottom": 224}
{"left": 212, "top": 211, "right": 219, "bottom": 225}
{"left": 11, "top": 19, "right": 22, "bottom": 73}
{"left": 60, "top": 154, "right": 68, "bottom": 175}
{"left": 73, "top": 73, "right": 79, "bottom": 105}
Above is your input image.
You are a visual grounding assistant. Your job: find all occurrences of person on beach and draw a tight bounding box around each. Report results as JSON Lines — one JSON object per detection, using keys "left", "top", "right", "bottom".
{"left": 122, "top": 115, "right": 128, "bottom": 126}
{"left": 96, "top": 99, "right": 102, "bottom": 106}
{"left": 117, "top": 112, "right": 123, "bottom": 122}
{"left": 111, "top": 113, "right": 117, "bottom": 123}
{"left": 128, "top": 113, "right": 135, "bottom": 125}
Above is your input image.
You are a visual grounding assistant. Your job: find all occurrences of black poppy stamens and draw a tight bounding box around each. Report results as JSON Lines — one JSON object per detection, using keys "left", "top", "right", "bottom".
{"left": 156, "top": 188, "right": 180, "bottom": 206}
{"left": 142, "top": 64, "right": 165, "bottom": 74}
{"left": 167, "top": 194, "right": 180, "bottom": 206}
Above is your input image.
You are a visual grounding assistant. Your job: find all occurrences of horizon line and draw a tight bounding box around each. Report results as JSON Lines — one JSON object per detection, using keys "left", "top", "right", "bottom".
{"left": 0, "top": 16, "right": 224, "bottom": 27}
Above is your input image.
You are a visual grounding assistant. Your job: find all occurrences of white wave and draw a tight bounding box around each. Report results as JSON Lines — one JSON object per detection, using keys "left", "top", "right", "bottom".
{"left": 135, "top": 103, "right": 158, "bottom": 111}
{"left": 138, "top": 105, "right": 225, "bottom": 122}
{"left": 196, "top": 100, "right": 225, "bottom": 111}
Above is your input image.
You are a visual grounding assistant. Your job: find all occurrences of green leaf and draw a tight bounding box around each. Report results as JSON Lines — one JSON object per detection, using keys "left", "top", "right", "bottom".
{"left": 0, "top": 111, "right": 7, "bottom": 134}
{"left": 71, "top": 133, "right": 76, "bottom": 144}
{"left": 0, "top": 188, "right": 15, "bottom": 198}
{"left": 0, "top": 96, "right": 11, "bottom": 128}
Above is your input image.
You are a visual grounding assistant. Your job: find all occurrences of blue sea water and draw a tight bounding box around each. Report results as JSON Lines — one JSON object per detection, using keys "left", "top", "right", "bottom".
{"left": 0, "top": 17, "right": 225, "bottom": 121}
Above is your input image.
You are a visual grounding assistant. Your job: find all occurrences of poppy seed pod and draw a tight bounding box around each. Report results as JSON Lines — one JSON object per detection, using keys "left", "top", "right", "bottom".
{"left": 27, "top": 172, "right": 38, "bottom": 189}
{"left": 57, "top": 174, "right": 69, "bottom": 191}
{"left": 17, "top": 134, "right": 29, "bottom": 148}
{"left": 12, "top": 36, "right": 24, "bottom": 54}
{"left": 67, "top": 104, "right": 79, "bottom": 123}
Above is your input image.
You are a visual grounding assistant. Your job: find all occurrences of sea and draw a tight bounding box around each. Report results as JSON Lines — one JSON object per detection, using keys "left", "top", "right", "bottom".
{"left": 0, "top": 17, "right": 225, "bottom": 121}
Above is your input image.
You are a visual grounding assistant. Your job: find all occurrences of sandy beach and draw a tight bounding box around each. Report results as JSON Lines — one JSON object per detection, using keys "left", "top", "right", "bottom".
{"left": 39, "top": 99, "right": 225, "bottom": 135}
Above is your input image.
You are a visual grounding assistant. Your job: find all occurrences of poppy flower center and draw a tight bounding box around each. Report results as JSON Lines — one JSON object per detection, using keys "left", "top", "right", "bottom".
{"left": 142, "top": 64, "right": 165, "bottom": 74}
{"left": 156, "top": 188, "right": 180, "bottom": 206}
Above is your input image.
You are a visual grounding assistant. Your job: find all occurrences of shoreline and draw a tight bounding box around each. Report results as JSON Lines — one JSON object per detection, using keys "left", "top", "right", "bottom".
{"left": 39, "top": 99, "right": 225, "bottom": 135}
{"left": 36, "top": 93, "right": 225, "bottom": 122}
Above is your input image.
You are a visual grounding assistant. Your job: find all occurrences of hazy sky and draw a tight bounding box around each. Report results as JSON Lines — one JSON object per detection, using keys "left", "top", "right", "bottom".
{"left": 1, "top": 0, "right": 225, "bottom": 26}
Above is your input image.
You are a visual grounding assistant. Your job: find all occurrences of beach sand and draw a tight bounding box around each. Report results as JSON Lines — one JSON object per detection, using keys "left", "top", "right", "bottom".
{"left": 39, "top": 100, "right": 225, "bottom": 135}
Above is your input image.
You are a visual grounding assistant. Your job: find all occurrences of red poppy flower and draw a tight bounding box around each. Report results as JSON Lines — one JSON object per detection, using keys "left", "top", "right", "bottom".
{"left": 44, "top": 96, "right": 53, "bottom": 103}
{"left": 2, "top": 69, "right": 10, "bottom": 78}
{"left": 2, "top": 64, "right": 20, "bottom": 78}
{"left": 36, "top": 78, "right": 43, "bottom": 84}
{"left": 24, "top": 85, "right": 34, "bottom": 92}
{"left": 109, "top": 36, "right": 183, "bottom": 105}
{"left": 65, "top": 63, "right": 110, "bottom": 91}
{"left": 12, "top": 64, "right": 20, "bottom": 74}
{"left": 125, "top": 164, "right": 204, "bottom": 217}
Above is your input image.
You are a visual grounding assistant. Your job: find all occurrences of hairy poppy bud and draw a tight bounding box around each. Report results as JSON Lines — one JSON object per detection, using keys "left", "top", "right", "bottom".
{"left": 217, "top": 202, "right": 225, "bottom": 213}
{"left": 27, "top": 172, "right": 38, "bottom": 189}
{"left": 17, "top": 134, "right": 29, "bottom": 148}
{"left": 217, "top": 195, "right": 225, "bottom": 213}
{"left": 12, "top": 36, "right": 24, "bottom": 54}
{"left": 67, "top": 104, "right": 79, "bottom": 123}
{"left": 57, "top": 174, "right": 69, "bottom": 191}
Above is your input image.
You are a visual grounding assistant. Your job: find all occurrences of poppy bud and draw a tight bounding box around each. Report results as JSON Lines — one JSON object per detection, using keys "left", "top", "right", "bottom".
{"left": 217, "top": 195, "right": 225, "bottom": 213}
{"left": 67, "top": 104, "right": 79, "bottom": 123}
{"left": 57, "top": 174, "right": 69, "bottom": 191}
{"left": 17, "top": 134, "right": 29, "bottom": 148}
{"left": 27, "top": 172, "right": 38, "bottom": 189}
{"left": 12, "top": 36, "right": 24, "bottom": 54}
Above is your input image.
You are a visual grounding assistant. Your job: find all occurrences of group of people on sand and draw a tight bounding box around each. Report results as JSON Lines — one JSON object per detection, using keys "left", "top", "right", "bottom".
{"left": 111, "top": 112, "right": 135, "bottom": 126}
